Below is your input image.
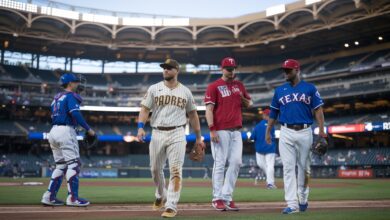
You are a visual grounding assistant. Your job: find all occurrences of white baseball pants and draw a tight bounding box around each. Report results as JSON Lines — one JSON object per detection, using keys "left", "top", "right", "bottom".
{"left": 211, "top": 130, "right": 243, "bottom": 202}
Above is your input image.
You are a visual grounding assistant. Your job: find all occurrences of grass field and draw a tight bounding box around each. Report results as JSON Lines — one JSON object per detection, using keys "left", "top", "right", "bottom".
{"left": 0, "top": 177, "right": 389, "bottom": 219}
{"left": 0, "top": 178, "right": 389, "bottom": 204}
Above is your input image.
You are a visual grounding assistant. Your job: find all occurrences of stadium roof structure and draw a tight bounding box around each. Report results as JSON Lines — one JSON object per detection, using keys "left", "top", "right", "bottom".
{"left": 0, "top": 0, "right": 390, "bottom": 65}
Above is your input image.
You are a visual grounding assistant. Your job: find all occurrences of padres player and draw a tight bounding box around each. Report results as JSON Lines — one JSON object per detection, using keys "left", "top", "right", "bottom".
{"left": 41, "top": 73, "right": 94, "bottom": 207}
{"left": 204, "top": 57, "right": 252, "bottom": 211}
{"left": 250, "top": 109, "right": 277, "bottom": 189}
{"left": 137, "top": 59, "right": 203, "bottom": 218}
{"left": 265, "top": 59, "right": 326, "bottom": 214}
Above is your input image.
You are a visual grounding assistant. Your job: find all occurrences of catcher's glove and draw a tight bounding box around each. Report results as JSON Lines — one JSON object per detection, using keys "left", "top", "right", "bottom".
{"left": 189, "top": 142, "right": 205, "bottom": 162}
{"left": 83, "top": 132, "right": 98, "bottom": 150}
{"left": 311, "top": 136, "right": 328, "bottom": 156}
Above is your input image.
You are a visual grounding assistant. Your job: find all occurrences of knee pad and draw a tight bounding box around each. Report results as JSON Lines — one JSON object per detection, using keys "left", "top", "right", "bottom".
{"left": 66, "top": 159, "right": 81, "bottom": 199}
{"left": 47, "top": 162, "right": 67, "bottom": 198}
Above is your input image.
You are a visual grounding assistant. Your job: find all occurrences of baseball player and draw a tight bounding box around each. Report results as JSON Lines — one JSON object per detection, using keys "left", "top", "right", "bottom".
{"left": 41, "top": 73, "right": 94, "bottom": 207}
{"left": 137, "top": 59, "right": 204, "bottom": 218}
{"left": 250, "top": 109, "right": 277, "bottom": 189}
{"left": 265, "top": 59, "right": 326, "bottom": 214}
{"left": 204, "top": 57, "right": 252, "bottom": 211}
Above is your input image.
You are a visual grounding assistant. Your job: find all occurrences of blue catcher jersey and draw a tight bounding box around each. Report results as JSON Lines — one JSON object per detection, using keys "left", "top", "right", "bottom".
{"left": 270, "top": 80, "right": 323, "bottom": 125}
{"left": 51, "top": 91, "right": 83, "bottom": 126}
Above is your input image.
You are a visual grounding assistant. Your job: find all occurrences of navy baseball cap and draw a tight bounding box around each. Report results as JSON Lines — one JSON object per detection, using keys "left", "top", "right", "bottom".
{"left": 60, "top": 73, "right": 80, "bottom": 85}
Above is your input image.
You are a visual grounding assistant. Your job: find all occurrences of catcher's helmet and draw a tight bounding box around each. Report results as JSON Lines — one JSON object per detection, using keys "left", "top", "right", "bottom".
{"left": 60, "top": 73, "right": 80, "bottom": 85}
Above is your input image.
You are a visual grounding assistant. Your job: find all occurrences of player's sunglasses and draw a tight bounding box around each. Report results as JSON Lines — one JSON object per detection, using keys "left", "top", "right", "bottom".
{"left": 283, "top": 68, "right": 293, "bottom": 74}
{"left": 163, "top": 66, "right": 174, "bottom": 70}
{"left": 224, "top": 67, "right": 235, "bottom": 72}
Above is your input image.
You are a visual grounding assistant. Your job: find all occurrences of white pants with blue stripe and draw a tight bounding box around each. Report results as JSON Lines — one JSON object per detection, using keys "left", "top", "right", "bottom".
{"left": 279, "top": 126, "right": 312, "bottom": 209}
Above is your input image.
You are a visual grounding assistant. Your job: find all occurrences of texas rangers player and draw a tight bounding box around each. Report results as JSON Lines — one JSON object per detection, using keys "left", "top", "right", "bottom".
{"left": 250, "top": 109, "right": 277, "bottom": 189}
{"left": 204, "top": 57, "right": 252, "bottom": 211}
{"left": 41, "top": 73, "right": 94, "bottom": 207}
{"left": 137, "top": 59, "right": 204, "bottom": 218}
{"left": 265, "top": 59, "right": 326, "bottom": 214}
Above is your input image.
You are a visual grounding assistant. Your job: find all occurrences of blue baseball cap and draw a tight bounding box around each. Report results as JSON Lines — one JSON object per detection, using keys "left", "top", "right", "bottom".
{"left": 60, "top": 73, "right": 80, "bottom": 85}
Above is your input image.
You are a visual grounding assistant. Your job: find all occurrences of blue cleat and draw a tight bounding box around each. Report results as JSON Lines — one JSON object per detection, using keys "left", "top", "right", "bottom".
{"left": 282, "top": 207, "right": 299, "bottom": 214}
{"left": 299, "top": 203, "right": 308, "bottom": 212}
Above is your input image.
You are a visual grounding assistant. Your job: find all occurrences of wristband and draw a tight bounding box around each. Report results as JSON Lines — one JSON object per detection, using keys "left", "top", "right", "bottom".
{"left": 138, "top": 122, "right": 145, "bottom": 129}
{"left": 209, "top": 124, "right": 216, "bottom": 131}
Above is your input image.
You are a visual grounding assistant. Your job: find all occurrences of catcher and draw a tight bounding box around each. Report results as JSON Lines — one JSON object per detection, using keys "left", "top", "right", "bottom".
{"left": 41, "top": 73, "right": 96, "bottom": 207}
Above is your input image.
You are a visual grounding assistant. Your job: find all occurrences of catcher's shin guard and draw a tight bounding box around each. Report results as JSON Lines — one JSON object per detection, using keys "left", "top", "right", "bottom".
{"left": 42, "top": 162, "right": 67, "bottom": 205}
{"left": 65, "top": 159, "right": 90, "bottom": 206}
{"left": 66, "top": 159, "right": 81, "bottom": 201}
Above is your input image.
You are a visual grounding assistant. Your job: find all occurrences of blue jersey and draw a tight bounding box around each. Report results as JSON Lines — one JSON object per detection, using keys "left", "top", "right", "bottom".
{"left": 250, "top": 120, "right": 276, "bottom": 154}
{"left": 270, "top": 80, "right": 323, "bottom": 124}
{"left": 51, "top": 91, "right": 82, "bottom": 127}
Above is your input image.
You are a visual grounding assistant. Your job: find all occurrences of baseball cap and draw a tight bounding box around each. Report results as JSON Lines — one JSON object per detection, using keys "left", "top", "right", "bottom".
{"left": 160, "top": 59, "right": 180, "bottom": 70}
{"left": 262, "top": 109, "right": 270, "bottom": 115}
{"left": 282, "top": 59, "right": 300, "bottom": 70}
{"left": 60, "top": 73, "right": 80, "bottom": 85}
{"left": 221, "top": 57, "right": 237, "bottom": 68}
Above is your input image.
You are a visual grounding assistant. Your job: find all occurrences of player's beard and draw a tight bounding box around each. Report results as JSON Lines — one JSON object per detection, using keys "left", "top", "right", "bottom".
{"left": 164, "top": 76, "right": 174, "bottom": 81}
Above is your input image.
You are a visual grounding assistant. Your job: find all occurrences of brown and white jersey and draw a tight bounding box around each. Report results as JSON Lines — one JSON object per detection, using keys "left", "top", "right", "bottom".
{"left": 141, "top": 81, "right": 197, "bottom": 127}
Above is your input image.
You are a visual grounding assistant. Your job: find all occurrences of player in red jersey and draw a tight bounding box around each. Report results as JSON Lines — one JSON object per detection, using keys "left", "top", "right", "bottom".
{"left": 204, "top": 57, "right": 252, "bottom": 211}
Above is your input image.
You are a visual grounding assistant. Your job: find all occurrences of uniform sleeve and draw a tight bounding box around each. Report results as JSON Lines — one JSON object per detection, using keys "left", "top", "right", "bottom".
{"left": 204, "top": 84, "right": 217, "bottom": 105}
{"left": 67, "top": 95, "right": 80, "bottom": 113}
{"left": 140, "top": 86, "right": 154, "bottom": 109}
{"left": 186, "top": 90, "right": 197, "bottom": 113}
{"left": 311, "top": 85, "right": 324, "bottom": 109}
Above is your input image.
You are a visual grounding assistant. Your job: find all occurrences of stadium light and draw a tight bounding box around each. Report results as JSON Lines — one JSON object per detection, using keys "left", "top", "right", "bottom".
{"left": 378, "top": 36, "right": 383, "bottom": 41}
{"left": 305, "top": 0, "right": 322, "bottom": 5}
{"left": 266, "top": 4, "right": 285, "bottom": 16}
{"left": 0, "top": 0, "right": 37, "bottom": 13}
{"left": 354, "top": 41, "right": 359, "bottom": 46}
{"left": 344, "top": 43, "right": 349, "bottom": 48}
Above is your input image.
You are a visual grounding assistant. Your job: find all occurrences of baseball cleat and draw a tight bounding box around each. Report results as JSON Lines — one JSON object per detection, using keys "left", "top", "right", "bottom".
{"left": 266, "top": 184, "right": 278, "bottom": 189}
{"left": 66, "top": 195, "right": 90, "bottom": 207}
{"left": 225, "top": 200, "right": 239, "bottom": 211}
{"left": 152, "top": 197, "right": 166, "bottom": 211}
{"left": 282, "top": 207, "right": 299, "bottom": 214}
{"left": 212, "top": 199, "right": 226, "bottom": 211}
{"left": 299, "top": 203, "right": 308, "bottom": 212}
{"left": 41, "top": 197, "right": 64, "bottom": 206}
{"left": 161, "top": 208, "right": 177, "bottom": 218}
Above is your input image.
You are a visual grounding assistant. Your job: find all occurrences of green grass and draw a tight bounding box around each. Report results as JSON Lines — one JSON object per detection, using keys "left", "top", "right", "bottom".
{"left": 0, "top": 178, "right": 389, "bottom": 205}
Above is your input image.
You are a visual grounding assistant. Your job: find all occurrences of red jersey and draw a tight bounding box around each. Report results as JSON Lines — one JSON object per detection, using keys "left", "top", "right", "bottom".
{"left": 204, "top": 78, "right": 251, "bottom": 130}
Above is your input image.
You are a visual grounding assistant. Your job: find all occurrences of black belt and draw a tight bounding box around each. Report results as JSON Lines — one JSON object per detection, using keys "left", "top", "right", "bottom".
{"left": 153, "top": 125, "right": 185, "bottom": 131}
{"left": 223, "top": 127, "right": 241, "bottom": 132}
{"left": 53, "top": 123, "right": 72, "bottom": 126}
{"left": 283, "top": 123, "right": 310, "bottom": 131}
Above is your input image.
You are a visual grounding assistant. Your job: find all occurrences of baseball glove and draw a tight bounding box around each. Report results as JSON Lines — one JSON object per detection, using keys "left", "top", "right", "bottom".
{"left": 83, "top": 132, "right": 98, "bottom": 150}
{"left": 311, "top": 136, "right": 328, "bottom": 156}
{"left": 189, "top": 142, "right": 205, "bottom": 162}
